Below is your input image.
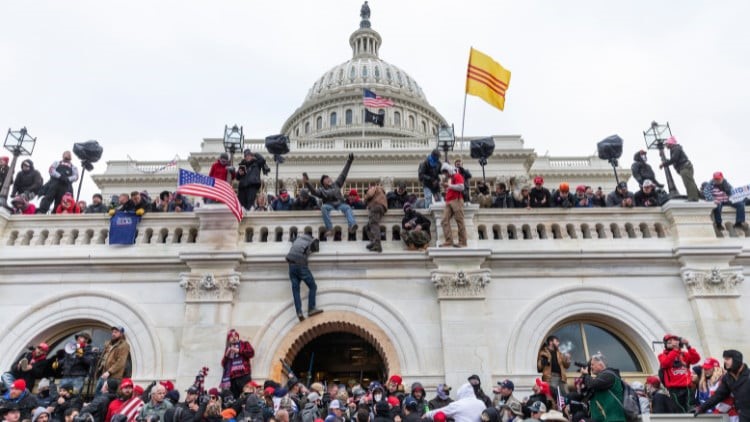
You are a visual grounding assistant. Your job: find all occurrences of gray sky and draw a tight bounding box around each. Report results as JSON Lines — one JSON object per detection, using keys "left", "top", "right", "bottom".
{"left": 2, "top": 0, "right": 749, "bottom": 201}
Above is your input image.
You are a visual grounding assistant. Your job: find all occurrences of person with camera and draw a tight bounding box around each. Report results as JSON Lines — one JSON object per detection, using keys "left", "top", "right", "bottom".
{"left": 286, "top": 232, "right": 324, "bottom": 322}
{"left": 236, "top": 149, "right": 270, "bottom": 211}
{"left": 694, "top": 350, "right": 750, "bottom": 422}
{"left": 220, "top": 330, "right": 255, "bottom": 399}
{"left": 579, "top": 354, "right": 625, "bottom": 422}
{"left": 536, "top": 336, "right": 571, "bottom": 394}
{"left": 48, "top": 382, "right": 82, "bottom": 422}
{"left": 37, "top": 151, "right": 79, "bottom": 214}
{"left": 658, "top": 334, "right": 700, "bottom": 413}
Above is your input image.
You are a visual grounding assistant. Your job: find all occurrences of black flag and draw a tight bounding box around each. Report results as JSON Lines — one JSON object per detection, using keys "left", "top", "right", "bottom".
{"left": 364, "top": 109, "right": 385, "bottom": 127}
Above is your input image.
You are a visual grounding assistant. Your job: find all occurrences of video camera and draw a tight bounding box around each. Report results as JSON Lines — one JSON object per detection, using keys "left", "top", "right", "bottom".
{"left": 574, "top": 360, "right": 590, "bottom": 372}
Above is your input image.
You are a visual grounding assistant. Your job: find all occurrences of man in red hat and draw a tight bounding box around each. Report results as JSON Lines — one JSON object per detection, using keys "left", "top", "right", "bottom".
{"left": 221, "top": 329, "right": 255, "bottom": 399}
{"left": 2, "top": 380, "right": 38, "bottom": 421}
{"left": 386, "top": 375, "right": 402, "bottom": 398}
{"left": 529, "top": 176, "right": 551, "bottom": 208}
{"left": 658, "top": 333, "right": 700, "bottom": 412}
{"left": 1, "top": 342, "right": 49, "bottom": 393}
{"left": 703, "top": 171, "right": 746, "bottom": 231}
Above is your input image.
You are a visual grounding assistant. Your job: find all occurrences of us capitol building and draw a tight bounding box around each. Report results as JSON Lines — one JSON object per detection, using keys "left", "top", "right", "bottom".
{"left": 1, "top": 4, "right": 747, "bottom": 394}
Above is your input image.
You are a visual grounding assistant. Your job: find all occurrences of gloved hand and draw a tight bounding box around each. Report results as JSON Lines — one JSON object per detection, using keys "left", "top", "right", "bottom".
{"left": 135, "top": 208, "right": 145, "bottom": 216}
{"left": 108, "top": 209, "right": 115, "bottom": 217}
{"left": 348, "top": 153, "right": 355, "bottom": 162}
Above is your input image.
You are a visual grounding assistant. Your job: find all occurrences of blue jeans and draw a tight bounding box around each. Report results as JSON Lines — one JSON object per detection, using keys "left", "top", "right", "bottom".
{"left": 321, "top": 203, "right": 356, "bottom": 230}
{"left": 714, "top": 201, "right": 746, "bottom": 225}
{"left": 289, "top": 264, "right": 317, "bottom": 314}
{"left": 1, "top": 372, "right": 15, "bottom": 391}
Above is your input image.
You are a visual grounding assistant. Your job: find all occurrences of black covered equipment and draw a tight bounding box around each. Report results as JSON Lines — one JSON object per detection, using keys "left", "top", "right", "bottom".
{"left": 265, "top": 134, "right": 290, "bottom": 156}
{"left": 597, "top": 135, "right": 623, "bottom": 161}
{"left": 470, "top": 137, "right": 495, "bottom": 159}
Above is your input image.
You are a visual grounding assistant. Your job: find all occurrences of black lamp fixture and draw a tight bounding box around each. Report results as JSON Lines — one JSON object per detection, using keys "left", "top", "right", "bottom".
{"left": 643, "top": 121, "right": 679, "bottom": 197}
{"left": 437, "top": 124, "right": 456, "bottom": 163}
{"left": 0, "top": 127, "right": 37, "bottom": 208}
{"left": 223, "top": 124, "right": 244, "bottom": 166}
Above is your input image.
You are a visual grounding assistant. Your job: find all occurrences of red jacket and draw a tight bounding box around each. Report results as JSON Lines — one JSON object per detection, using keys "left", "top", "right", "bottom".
{"left": 209, "top": 161, "right": 233, "bottom": 182}
{"left": 221, "top": 340, "right": 255, "bottom": 379}
{"left": 106, "top": 397, "right": 125, "bottom": 422}
{"left": 659, "top": 347, "right": 701, "bottom": 388}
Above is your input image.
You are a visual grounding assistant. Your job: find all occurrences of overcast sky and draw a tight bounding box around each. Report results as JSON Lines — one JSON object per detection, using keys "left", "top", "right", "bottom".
{"left": 2, "top": 0, "right": 749, "bottom": 201}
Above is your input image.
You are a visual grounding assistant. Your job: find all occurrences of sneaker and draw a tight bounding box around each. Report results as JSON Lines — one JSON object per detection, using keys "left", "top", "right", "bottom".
{"left": 366, "top": 243, "right": 375, "bottom": 250}
{"left": 370, "top": 244, "right": 382, "bottom": 253}
{"left": 348, "top": 224, "right": 358, "bottom": 234}
{"left": 734, "top": 222, "right": 747, "bottom": 230}
{"left": 308, "top": 308, "right": 324, "bottom": 317}
{"left": 297, "top": 312, "right": 305, "bottom": 322}
{"left": 715, "top": 223, "right": 725, "bottom": 231}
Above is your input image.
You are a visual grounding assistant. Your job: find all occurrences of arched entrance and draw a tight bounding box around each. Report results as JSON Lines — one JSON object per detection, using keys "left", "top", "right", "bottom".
{"left": 266, "top": 310, "right": 401, "bottom": 383}
{"left": 290, "top": 332, "right": 387, "bottom": 384}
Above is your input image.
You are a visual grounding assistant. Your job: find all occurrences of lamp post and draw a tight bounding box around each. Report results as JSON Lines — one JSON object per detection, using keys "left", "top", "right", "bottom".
{"left": 223, "top": 125, "right": 244, "bottom": 183}
{"left": 0, "top": 127, "right": 36, "bottom": 209}
{"left": 437, "top": 124, "right": 456, "bottom": 163}
{"left": 643, "top": 121, "right": 680, "bottom": 197}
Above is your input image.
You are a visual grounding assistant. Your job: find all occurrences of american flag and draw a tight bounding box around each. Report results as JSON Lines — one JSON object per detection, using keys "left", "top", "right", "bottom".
{"left": 117, "top": 396, "right": 144, "bottom": 422}
{"left": 176, "top": 168, "right": 243, "bottom": 222}
{"left": 363, "top": 88, "right": 394, "bottom": 108}
{"left": 556, "top": 386, "right": 566, "bottom": 411}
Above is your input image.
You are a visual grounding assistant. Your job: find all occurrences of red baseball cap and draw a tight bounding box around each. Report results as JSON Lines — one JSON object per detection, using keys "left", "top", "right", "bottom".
{"left": 703, "top": 358, "right": 720, "bottom": 370}
{"left": 160, "top": 380, "right": 174, "bottom": 391}
{"left": 434, "top": 412, "right": 447, "bottom": 422}
{"left": 713, "top": 172, "right": 724, "bottom": 180}
{"left": 120, "top": 378, "right": 134, "bottom": 388}
{"left": 387, "top": 396, "right": 400, "bottom": 408}
{"left": 11, "top": 379, "right": 26, "bottom": 391}
{"left": 388, "top": 375, "right": 402, "bottom": 385}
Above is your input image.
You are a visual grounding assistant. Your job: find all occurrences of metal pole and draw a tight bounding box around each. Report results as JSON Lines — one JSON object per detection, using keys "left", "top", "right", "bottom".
{"left": 0, "top": 151, "right": 20, "bottom": 209}
{"left": 460, "top": 93, "right": 468, "bottom": 149}
{"left": 657, "top": 141, "right": 681, "bottom": 197}
{"left": 75, "top": 165, "right": 86, "bottom": 203}
{"left": 275, "top": 156, "right": 280, "bottom": 196}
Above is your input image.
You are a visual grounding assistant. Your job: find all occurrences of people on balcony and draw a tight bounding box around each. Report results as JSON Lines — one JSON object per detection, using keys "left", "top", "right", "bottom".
{"left": 439, "top": 163, "right": 466, "bottom": 248}
{"left": 130, "top": 191, "right": 150, "bottom": 215}
{"left": 251, "top": 194, "right": 270, "bottom": 212}
{"left": 606, "top": 182, "right": 634, "bottom": 208}
{"left": 271, "top": 189, "right": 293, "bottom": 211}
{"left": 345, "top": 189, "right": 366, "bottom": 210}
{"left": 660, "top": 136, "right": 700, "bottom": 201}
{"left": 529, "top": 177, "right": 551, "bottom": 208}
{"left": 54, "top": 193, "right": 82, "bottom": 215}
{"left": 292, "top": 188, "right": 319, "bottom": 211}
{"left": 634, "top": 179, "right": 661, "bottom": 207}
{"left": 168, "top": 193, "right": 194, "bottom": 213}
{"left": 552, "top": 183, "right": 574, "bottom": 208}
{"left": 514, "top": 185, "right": 532, "bottom": 209}
{"left": 474, "top": 181, "right": 492, "bottom": 208}
{"left": 402, "top": 202, "right": 431, "bottom": 250}
{"left": 491, "top": 183, "right": 514, "bottom": 209}
{"left": 84, "top": 194, "right": 108, "bottom": 214}
{"left": 704, "top": 172, "right": 746, "bottom": 231}
{"left": 37, "top": 151, "right": 79, "bottom": 215}
{"left": 10, "top": 195, "right": 36, "bottom": 215}
{"left": 386, "top": 182, "right": 409, "bottom": 210}
{"left": 454, "top": 159, "right": 472, "bottom": 203}
{"left": 11, "top": 159, "right": 43, "bottom": 200}
{"left": 418, "top": 149, "right": 442, "bottom": 208}
{"left": 237, "top": 149, "right": 270, "bottom": 211}
{"left": 364, "top": 183, "right": 387, "bottom": 253}
{"left": 631, "top": 150, "right": 663, "bottom": 188}
{"left": 0, "top": 157, "right": 9, "bottom": 189}
{"left": 573, "top": 185, "right": 592, "bottom": 208}
{"left": 311, "top": 153, "right": 358, "bottom": 238}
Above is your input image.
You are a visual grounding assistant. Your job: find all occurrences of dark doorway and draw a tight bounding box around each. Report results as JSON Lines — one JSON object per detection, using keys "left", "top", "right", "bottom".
{"left": 290, "top": 332, "right": 387, "bottom": 385}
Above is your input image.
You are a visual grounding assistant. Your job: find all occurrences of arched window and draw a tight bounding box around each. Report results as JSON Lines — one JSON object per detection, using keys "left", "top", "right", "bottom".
{"left": 316, "top": 116, "right": 323, "bottom": 130}
{"left": 295, "top": 127, "right": 299, "bottom": 137}
{"left": 305, "top": 122, "right": 310, "bottom": 134}
{"left": 362, "top": 66, "right": 368, "bottom": 78}
{"left": 394, "top": 111, "right": 401, "bottom": 126}
{"left": 349, "top": 66, "right": 356, "bottom": 80}
{"left": 421, "top": 121, "right": 427, "bottom": 133}
{"left": 345, "top": 109, "right": 353, "bottom": 125}
{"left": 374, "top": 66, "right": 381, "bottom": 80}
{"left": 408, "top": 115, "right": 415, "bottom": 129}
{"left": 330, "top": 112, "right": 337, "bottom": 127}
{"left": 547, "top": 321, "right": 643, "bottom": 373}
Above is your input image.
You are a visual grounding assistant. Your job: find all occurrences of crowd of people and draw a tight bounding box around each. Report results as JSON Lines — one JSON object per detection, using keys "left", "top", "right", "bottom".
{"left": 1, "top": 328, "right": 748, "bottom": 422}
{"left": 2, "top": 137, "right": 746, "bottom": 237}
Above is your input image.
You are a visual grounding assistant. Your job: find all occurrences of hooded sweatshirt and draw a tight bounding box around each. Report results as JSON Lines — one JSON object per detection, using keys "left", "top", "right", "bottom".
{"left": 631, "top": 151, "right": 658, "bottom": 186}
{"left": 12, "top": 159, "right": 43, "bottom": 197}
{"left": 424, "top": 384, "right": 485, "bottom": 422}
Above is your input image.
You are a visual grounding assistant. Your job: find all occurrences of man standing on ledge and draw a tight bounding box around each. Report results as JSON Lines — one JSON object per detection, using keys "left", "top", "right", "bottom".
{"left": 440, "top": 163, "right": 467, "bottom": 248}
{"left": 286, "top": 232, "right": 323, "bottom": 322}
{"left": 660, "top": 136, "right": 699, "bottom": 201}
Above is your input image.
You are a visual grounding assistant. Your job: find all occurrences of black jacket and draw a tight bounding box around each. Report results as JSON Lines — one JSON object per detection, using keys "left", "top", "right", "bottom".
{"left": 81, "top": 392, "right": 115, "bottom": 422}
{"left": 387, "top": 190, "right": 409, "bottom": 209}
{"left": 11, "top": 160, "right": 44, "bottom": 197}
{"left": 634, "top": 189, "right": 661, "bottom": 207}
{"left": 0, "top": 389, "right": 39, "bottom": 421}
{"left": 417, "top": 158, "right": 441, "bottom": 192}
{"left": 237, "top": 153, "right": 269, "bottom": 188}
{"left": 663, "top": 145, "right": 691, "bottom": 171}
{"left": 312, "top": 157, "right": 353, "bottom": 206}
{"left": 701, "top": 364, "right": 750, "bottom": 421}
{"left": 402, "top": 211, "right": 431, "bottom": 232}
{"left": 631, "top": 152, "right": 658, "bottom": 186}
{"left": 530, "top": 187, "right": 551, "bottom": 208}
{"left": 492, "top": 191, "right": 514, "bottom": 208}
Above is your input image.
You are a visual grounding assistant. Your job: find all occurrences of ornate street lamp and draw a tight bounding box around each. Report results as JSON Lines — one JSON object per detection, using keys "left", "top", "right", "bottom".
{"left": 437, "top": 124, "right": 456, "bottom": 163}
{"left": 643, "top": 121, "right": 680, "bottom": 197}
{"left": 0, "top": 127, "right": 36, "bottom": 208}
{"left": 223, "top": 125, "right": 244, "bottom": 180}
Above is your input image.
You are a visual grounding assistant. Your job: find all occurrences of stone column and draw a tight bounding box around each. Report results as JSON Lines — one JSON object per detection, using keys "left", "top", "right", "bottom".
{"left": 175, "top": 205, "right": 243, "bottom": 389}
{"left": 429, "top": 203, "right": 479, "bottom": 247}
{"left": 665, "top": 201, "right": 746, "bottom": 357}
{"left": 429, "top": 248, "right": 492, "bottom": 389}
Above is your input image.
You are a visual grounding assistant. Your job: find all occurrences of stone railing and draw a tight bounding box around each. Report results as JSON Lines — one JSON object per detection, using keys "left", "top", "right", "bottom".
{"left": 1, "top": 201, "right": 738, "bottom": 250}
{"left": 242, "top": 137, "right": 434, "bottom": 153}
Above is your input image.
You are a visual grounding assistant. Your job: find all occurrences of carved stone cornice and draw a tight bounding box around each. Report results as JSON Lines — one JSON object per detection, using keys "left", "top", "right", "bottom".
{"left": 431, "top": 270, "right": 491, "bottom": 300}
{"left": 681, "top": 267, "right": 744, "bottom": 298}
{"left": 179, "top": 272, "right": 240, "bottom": 303}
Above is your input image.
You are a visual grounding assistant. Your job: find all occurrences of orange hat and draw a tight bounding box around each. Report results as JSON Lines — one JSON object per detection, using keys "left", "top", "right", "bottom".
{"left": 559, "top": 183, "right": 569, "bottom": 193}
{"left": 222, "top": 409, "right": 237, "bottom": 419}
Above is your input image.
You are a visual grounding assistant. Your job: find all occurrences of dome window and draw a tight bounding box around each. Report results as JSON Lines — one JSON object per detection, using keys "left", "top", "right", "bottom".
{"left": 349, "top": 66, "right": 356, "bottom": 80}
{"left": 305, "top": 122, "right": 310, "bottom": 134}
{"left": 421, "top": 121, "right": 427, "bottom": 133}
{"left": 330, "top": 112, "right": 338, "bottom": 127}
{"left": 345, "top": 109, "right": 353, "bottom": 125}
{"left": 408, "top": 115, "right": 415, "bottom": 129}
{"left": 394, "top": 111, "right": 401, "bottom": 127}
{"left": 396, "top": 71, "right": 403, "bottom": 86}
{"left": 295, "top": 127, "right": 300, "bottom": 137}
{"left": 338, "top": 69, "right": 344, "bottom": 81}
{"left": 316, "top": 116, "right": 323, "bottom": 130}
{"left": 374, "top": 66, "right": 381, "bottom": 80}
{"left": 362, "top": 66, "right": 368, "bottom": 78}
{"left": 386, "top": 68, "right": 392, "bottom": 81}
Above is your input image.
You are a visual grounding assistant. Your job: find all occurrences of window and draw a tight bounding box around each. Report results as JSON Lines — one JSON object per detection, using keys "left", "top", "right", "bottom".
{"left": 362, "top": 66, "right": 368, "bottom": 78}
{"left": 547, "top": 322, "right": 643, "bottom": 372}
{"left": 394, "top": 111, "right": 401, "bottom": 126}
{"left": 295, "top": 127, "right": 299, "bottom": 137}
{"left": 386, "top": 68, "right": 392, "bottom": 81}
{"left": 408, "top": 115, "right": 415, "bottom": 129}
{"left": 316, "top": 116, "right": 323, "bottom": 130}
{"left": 421, "top": 121, "right": 427, "bottom": 133}
{"left": 349, "top": 66, "right": 356, "bottom": 80}
{"left": 330, "top": 112, "right": 337, "bottom": 127}
{"left": 305, "top": 122, "right": 310, "bottom": 134}
{"left": 345, "top": 109, "right": 353, "bottom": 125}
{"left": 374, "top": 66, "right": 381, "bottom": 80}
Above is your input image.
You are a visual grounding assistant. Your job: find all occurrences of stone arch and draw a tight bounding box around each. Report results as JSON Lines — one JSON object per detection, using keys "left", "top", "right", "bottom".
{"left": 506, "top": 286, "right": 666, "bottom": 375}
{"left": 0, "top": 290, "right": 162, "bottom": 381}
{"left": 253, "top": 288, "right": 421, "bottom": 381}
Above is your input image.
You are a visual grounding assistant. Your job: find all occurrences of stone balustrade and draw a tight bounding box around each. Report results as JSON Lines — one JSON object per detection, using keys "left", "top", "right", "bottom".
{"left": 1, "top": 201, "right": 742, "bottom": 249}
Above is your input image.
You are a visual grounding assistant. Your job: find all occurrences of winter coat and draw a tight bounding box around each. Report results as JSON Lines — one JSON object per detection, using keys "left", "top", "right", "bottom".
{"left": 1, "top": 389, "right": 39, "bottom": 421}
{"left": 11, "top": 160, "right": 43, "bottom": 197}
{"left": 552, "top": 191, "right": 575, "bottom": 208}
{"left": 292, "top": 197, "right": 319, "bottom": 211}
{"left": 631, "top": 152, "right": 658, "bottom": 186}
{"left": 48, "top": 160, "right": 79, "bottom": 187}
{"left": 605, "top": 190, "right": 634, "bottom": 207}
{"left": 583, "top": 368, "right": 625, "bottom": 422}
{"left": 424, "top": 383, "right": 485, "bottom": 422}
{"left": 313, "top": 158, "right": 353, "bottom": 206}
{"left": 418, "top": 156, "right": 442, "bottom": 192}
{"left": 85, "top": 203, "right": 109, "bottom": 214}
{"left": 537, "top": 347, "right": 571, "bottom": 383}
{"left": 60, "top": 346, "right": 96, "bottom": 377}
{"left": 427, "top": 396, "right": 453, "bottom": 410}
{"left": 272, "top": 197, "right": 293, "bottom": 211}
{"left": 386, "top": 190, "right": 409, "bottom": 209}
{"left": 492, "top": 192, "right": 514, "bottom": 209}
{"left": 51, "top": 393, "right": 83, "bottom": 422}
{"left": 209, "top": 161, "right": 233, "bottom": 183}
{"left": 634, "top": 189, "right": 661, "bottom": 207}
{"left": 529, "top": 187, "right": 551, "bottom": 208}
{"left": 139, "top": 400, "right": 173, "bottom": 421}
{"left": 286, "top": 233, "right": 318, "bottom": 266}
{"left": 402, "top": 211, "right": 431, "bottom": 232}
{"left": 651, "top": 390, "right": 678, "bottom": 414}
{"left": 701, "top": 364, "right": 750, "bottom": 422}
{"left": 97, "top": 337, "right": 130, "bottom": 379}
{"left": 365, "top": 186, "right": 388, "bottom": 212}
{"left": 237, "top": 154, "right": 268, "bottom": 188}
{"left": 663, "top": 145, "right": 691, "bottom": 172}
{"left": 82, "top": 392, "right": 116, "bottom": 422}
{"left": 221, "top": 340, "right": 255, "bottom": 379}
{"left": 658, "top": 347, "right": 700, "bottom": 388}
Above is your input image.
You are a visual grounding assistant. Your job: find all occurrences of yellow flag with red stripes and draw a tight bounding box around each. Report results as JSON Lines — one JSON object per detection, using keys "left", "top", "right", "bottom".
{"left": 465, "top": 47, "right": 511, "bottom": 111}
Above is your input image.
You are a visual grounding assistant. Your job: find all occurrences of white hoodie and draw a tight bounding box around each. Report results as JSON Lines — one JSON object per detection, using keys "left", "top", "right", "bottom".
{"left": 424, "top": 383, "right": 486, "bottom": 422}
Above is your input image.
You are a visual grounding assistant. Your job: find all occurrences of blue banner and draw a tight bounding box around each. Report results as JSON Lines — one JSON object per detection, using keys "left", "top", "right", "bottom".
{"left": 109, "top": 212, "right": 141, "bottom": 245}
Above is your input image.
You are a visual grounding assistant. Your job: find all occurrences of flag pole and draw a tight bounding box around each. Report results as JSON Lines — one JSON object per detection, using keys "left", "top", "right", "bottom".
{"left": 460, "top": 92, "right": 468, "bottom": 150}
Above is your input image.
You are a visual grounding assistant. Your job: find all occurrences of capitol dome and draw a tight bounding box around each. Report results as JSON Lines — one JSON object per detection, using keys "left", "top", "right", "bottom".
{"left": 281, "top": 3, "right": 447, "bottom": 139}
